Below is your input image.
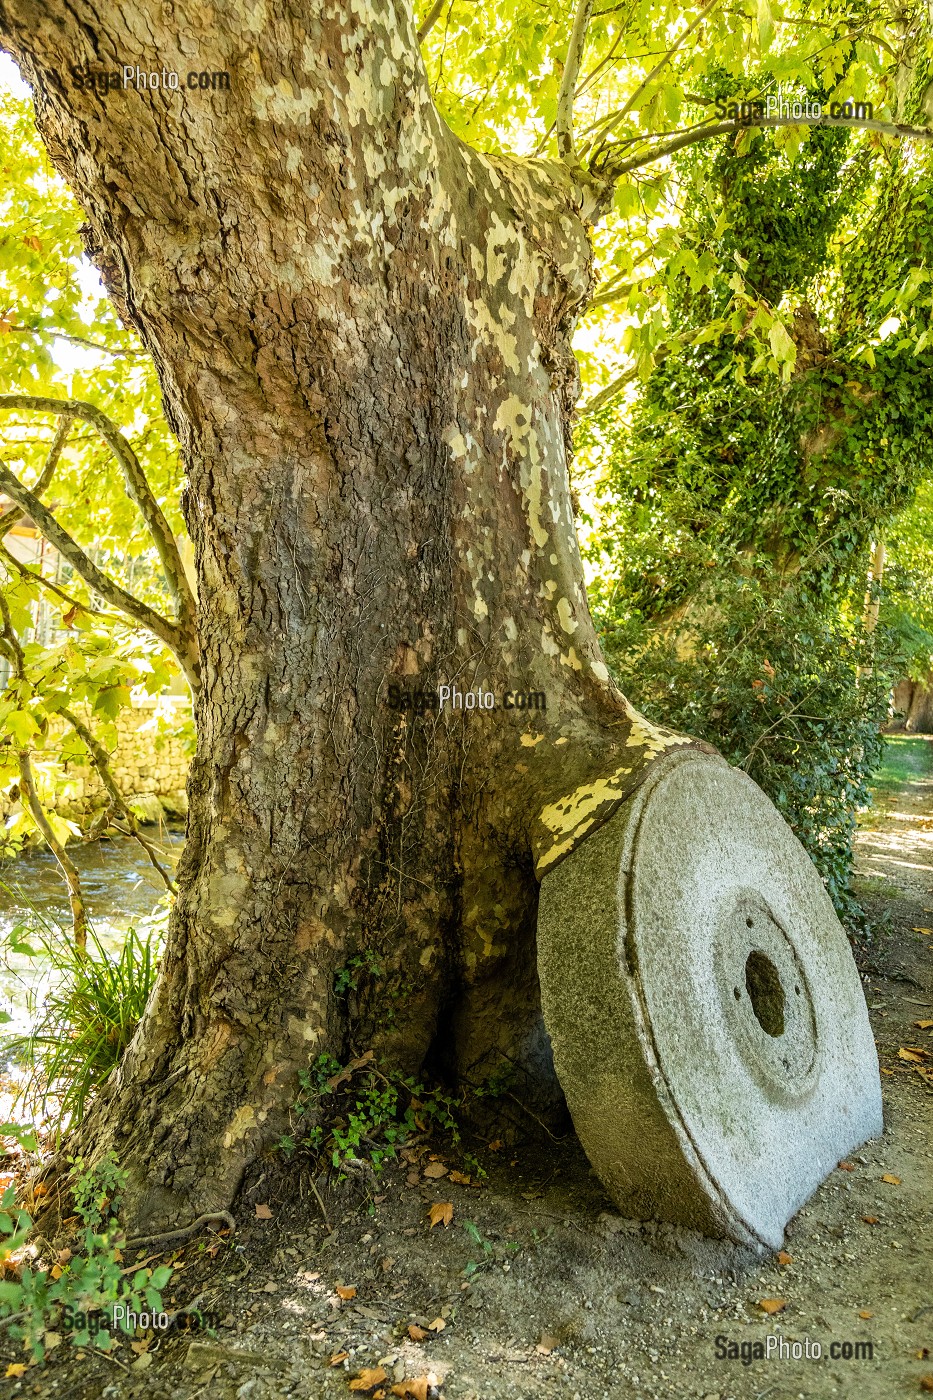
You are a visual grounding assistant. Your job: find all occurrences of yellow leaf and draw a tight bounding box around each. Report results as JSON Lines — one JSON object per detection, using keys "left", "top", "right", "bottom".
{"left": 329, "top": 1351, "right": 349, "bottom": 1366}
{"left": 777, "top": 1250, "right": 792, "bottom": 1265}
{"left": 881, "top": 1173, "right": 901, "bottom": 1185}
{"left": 336, "top": 1284, "right": 357, "bottom": 1300}
{"left": 448, "top": 1171, "right": 471, "bottom": 1185}
{"left": 391, "top": 1380, "right": 430, "bottom": 1400}
{"left": 427, "top": 1316, "right": 445, "bottom": 1332}
{"left": 757, "top": 1298, "right": 786, "bottom": 1314}
{"left": 407, "top": 1324, "right": 428, "bottom": 1342}
{"left": 5, "top": 1364, "right": 27, "bottom": 1378}
{"left": 899, "top": 1049, "right": 924, "bottom": 1063}
{"left": 911, "top": 927, "right": 933, "bottom": 935}
{"left": 914, "top": 1020, "right": 933, "bottom": 1029}
{"left": 861, "top": 1215, "right": 880, "bottom": 1225}
{"left": 428, "top": 1202, "right": 453, "bottom": 1229}
{"left": 858, "top": 1309, "right": 873, "bottom": 1319}
{"left": 350, "top": 1367, "right": 388, "bottom": 1391}
{"left": 50, "top": 1264, "right": 63, "bottom": 1279}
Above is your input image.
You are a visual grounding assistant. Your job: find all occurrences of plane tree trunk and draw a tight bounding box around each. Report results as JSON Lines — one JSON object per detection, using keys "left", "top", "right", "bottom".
{"left": 893, "top": 676, "right": 933, "bottom": 732}
{"left": 0, "top": 0, "right": 704, "bottom": 1227}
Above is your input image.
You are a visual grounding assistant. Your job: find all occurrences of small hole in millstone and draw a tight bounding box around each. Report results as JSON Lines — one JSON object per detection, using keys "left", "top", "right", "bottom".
{"left": 745, "top": 951, "right": 786, "bottom": 1037}
{"left": 734, "top": 987, "right": 741, "bottom": 1000}
{"left": 794, "top": 984, "right": 801, "bottom": 995}
{"left": 746, "top": 917, "right": 754, "bottom": 928}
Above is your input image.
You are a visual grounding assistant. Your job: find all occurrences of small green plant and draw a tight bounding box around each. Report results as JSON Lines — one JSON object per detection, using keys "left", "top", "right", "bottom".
{"left": 2, "top": 916, "right": 162, "bottom": 1131}
{"left": 462, "top": 1219, "right": 494, "bottom": 1277}
{"left": 277, "top": 1051, "right": 460, "bottom": 1179}
{"left": 68, "top": 1152, "right": 125, "bottom": 1229}
{"left": 333, "top": 950, "right": 383, "bottom": 997}
{"left": 0, "top": 1151, "right": 173, "bottom": 1362}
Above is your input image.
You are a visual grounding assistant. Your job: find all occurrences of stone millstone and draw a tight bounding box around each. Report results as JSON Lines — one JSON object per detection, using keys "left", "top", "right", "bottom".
{"left": 537, "top": 750, "right": 883, "bottom": 1250}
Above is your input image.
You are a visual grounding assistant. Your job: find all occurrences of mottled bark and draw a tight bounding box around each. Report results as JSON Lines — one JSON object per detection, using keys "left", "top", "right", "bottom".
{"left": 0, "top": 0, "right": 705, "bottom": 1226}
{"left": 893, "top": 676, "right": 933, "bottom": 733}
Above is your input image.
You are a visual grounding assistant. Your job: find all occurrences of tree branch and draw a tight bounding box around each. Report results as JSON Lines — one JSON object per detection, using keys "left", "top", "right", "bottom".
{"left": 596, "top": 112, "right": 933, "bottom": 180}
{"left": 0, "top": 415, "right": 69, "bottom": 541}
{"left": 556, "top": 0, "right": 595, "bottom": 161}
{"left": 578, "top": 366, "right": 638, "bottom": 415}
{"left": 0, "top": 592, "right": 87, "bottom": 951}
{"left": 18, "top": 748, "right": 88, "bottom": 951}
{"left": 59, "top": 706, "right": 177, "bottom": 895}
{"left": 0, "top": 539, "right": 113, "bottom": 619}
{"left": 586, "top": 0, "right": 723, "bottom": 160}
{"left": 417, "top": 0, "right": 445, "bottom": 41}
{"left": 9, "top": 326, "right": 146, "bottom": 358}
{"left": 0, "top": 458, "right": 198, "bottom": 690}
{"left": 0, "top": 395, "right": 197, "bottom": 642}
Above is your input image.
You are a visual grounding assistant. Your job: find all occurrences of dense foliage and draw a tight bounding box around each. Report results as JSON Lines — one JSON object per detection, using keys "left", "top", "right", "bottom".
{"left": 581, "top": 63, "right": 933, "bottom": 916}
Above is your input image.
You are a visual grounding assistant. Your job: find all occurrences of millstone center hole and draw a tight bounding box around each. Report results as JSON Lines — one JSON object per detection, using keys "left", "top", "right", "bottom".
{"left": 744, "top": 951, "right": 785, "bottom": 1037}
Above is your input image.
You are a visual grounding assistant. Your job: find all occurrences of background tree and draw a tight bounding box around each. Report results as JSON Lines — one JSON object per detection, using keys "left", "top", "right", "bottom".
{"left": 582, "top": 67, "right": 933, "bottom": 914}
{"left": 0, "top": 0, "right": 932, "bottom": 1229}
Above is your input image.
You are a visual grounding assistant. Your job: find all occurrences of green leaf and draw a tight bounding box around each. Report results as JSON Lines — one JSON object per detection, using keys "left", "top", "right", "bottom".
{"left": 4, "top": 710, "right": 39, "bottom": 746}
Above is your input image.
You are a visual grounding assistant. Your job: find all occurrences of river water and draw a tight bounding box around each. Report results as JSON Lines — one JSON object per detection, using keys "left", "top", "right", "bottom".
{"left": 0, "top": 829, "right": 184, "bottom": 1038}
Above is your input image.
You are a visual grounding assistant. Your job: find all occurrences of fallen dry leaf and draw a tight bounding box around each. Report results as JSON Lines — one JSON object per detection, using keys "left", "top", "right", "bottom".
{"left": 391, "top": 1379, "right": 431, "bottom": 1400}
{"left": 861, "top": 1215, "right": 880, "bottom": 1225}
{"left": 428, "top": 1316, "right": 446, "bottom": 1332}
{"left": 536, "top": 1333, "right": 559, "bottom": 1355}
{"left": 448, "top": 1171, "right": 471, "bottom": 1185}
{"left": 915, "top": 1020, "right": 933, "bottom": 1030}
{"left": 336, "top": 1284, "right": 357, "bottom": 1300}
{"left": 428, "top": 1202, "right": 453, "bottom": 1229}
{"left": 899, "top": 1048, "right": 925, "bottom": 1063}
{"left": 423, "top": 1162, "right": 447, "bottom": 1180}
{"left": 911, "top": 927, "right": 933, "bottom": 935}
{"left": 326, "top": 1049, "right": 375, "bottom": 1092}
{"left": 757, "top": 1298, "right": 786, "bottom": 1315}
{"left": 838, "top": 1161, "right": 855, "bottom": 1171}
{"left": 50, "top": 1263, "right": 64, "bottom": 1280}
{"left": 5, "top": 1363, "right": 27, "bottom": 1378}
{"left": 487, "top": 1139, "right": 503, "bottom": 1152}
{"left": 255, "top": 1203, "right": 273, "bottom": 1219}
{"left": 407, "top": 1324, "right": 428, "bottom": 1342}
{"left": 777, "top": 1250, "right": 792, "bottom": 1265}
{"left": 858, "top": 1309, "right": 873, "bottom": 1319}
{"left": 349, "top": 1367, "right": 388, "bottom": 1391}
{"left": 329, "top": 1351, "right": 349, "bottom": 1366}
{"left": 920, "top": 1378, "right": 933, "bottom": 1394}
{"left": 32, "top": 1182, "right": 48, "bottom": 1197}
{"left": 881, "top": 1173, "right": 901, "bottom": 1185}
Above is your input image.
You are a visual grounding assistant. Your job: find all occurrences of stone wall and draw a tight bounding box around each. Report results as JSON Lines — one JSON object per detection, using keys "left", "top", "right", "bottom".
{"left": 48, "top": 696, "right": 193, "bottom": 825}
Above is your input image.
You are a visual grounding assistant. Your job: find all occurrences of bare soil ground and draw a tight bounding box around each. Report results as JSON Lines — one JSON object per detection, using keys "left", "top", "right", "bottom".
{"left": 4, "top": 741, "right": 933, "bottom": 1400}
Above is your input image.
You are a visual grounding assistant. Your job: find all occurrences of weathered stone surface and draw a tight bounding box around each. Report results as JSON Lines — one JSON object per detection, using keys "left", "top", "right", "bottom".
{"left": 537, "top": 749, "right": 883, "bottom": 1249}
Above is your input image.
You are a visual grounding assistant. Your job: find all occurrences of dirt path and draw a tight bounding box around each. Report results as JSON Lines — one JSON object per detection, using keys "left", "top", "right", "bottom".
{"left": 6, "top": 748, "right": 933, "bottom": 1400}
